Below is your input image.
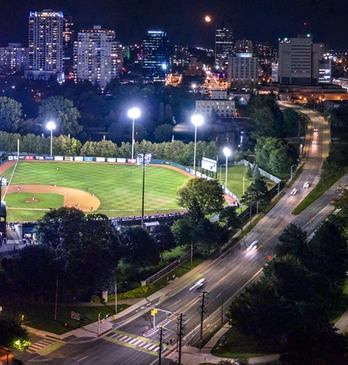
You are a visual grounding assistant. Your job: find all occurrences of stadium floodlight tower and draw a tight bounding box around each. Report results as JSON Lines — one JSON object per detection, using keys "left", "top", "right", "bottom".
{"left": 46, "top": 121, "right": 56, "bottom": 157}
{"left": 127, "top": 107, "right": 142, "bottom": 160}
{"left": 223, "top": 146, "right": 232, "bottom": 189}
{"left": 191, "top": 113, "right": 204, "bottom": 174}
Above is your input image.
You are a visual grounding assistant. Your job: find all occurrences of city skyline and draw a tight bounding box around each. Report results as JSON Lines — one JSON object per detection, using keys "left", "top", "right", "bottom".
{"left": 0, "top": 0, "right": 347, "bottom": 49}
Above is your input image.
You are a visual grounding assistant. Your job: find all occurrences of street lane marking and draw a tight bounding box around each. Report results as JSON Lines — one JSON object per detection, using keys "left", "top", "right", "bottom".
{"left": 104, "top": 329, "right": 166, "bottom": 356}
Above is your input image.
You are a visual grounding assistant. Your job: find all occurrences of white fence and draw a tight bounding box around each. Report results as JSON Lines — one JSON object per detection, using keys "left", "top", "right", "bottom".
{"left": 236, "top": 159, "right": 282, "bottom": 184}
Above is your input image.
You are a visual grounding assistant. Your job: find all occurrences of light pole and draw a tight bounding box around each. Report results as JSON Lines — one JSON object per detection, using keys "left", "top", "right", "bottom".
{"left": 290, "top": 164, "right": 297, "bottom": 180}
{"left": 46, "top": 121, "right": 56, "bottom": 157}
{"left": 223, "top": 146, "right": 232, "bottom": 190}
{"left": 127, "top": 107, "right": 141, "bottom": 160}
{"left": 191, "top": 114, "right": 204, "bottom": 174}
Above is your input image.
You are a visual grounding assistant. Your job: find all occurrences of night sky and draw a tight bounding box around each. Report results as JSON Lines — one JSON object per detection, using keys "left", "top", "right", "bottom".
{"left": 0, "top": 0, "right": 347, "bottom": 49}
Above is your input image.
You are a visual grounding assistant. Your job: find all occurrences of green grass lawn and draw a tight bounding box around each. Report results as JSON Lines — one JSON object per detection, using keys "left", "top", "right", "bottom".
{"left": 3, "top": 161, "right": 189, "bottom": 221}
{"left": 5, "top": 193, "right": 64, "bottom": 221}
{"left": 4, "top": 303, "right": 128, "bottom": 335}
{"left": 218, "top": 165, "right": 253, "bottom": 198}
{"left": 212, "top": 327, "right": 280, "bottom": 361}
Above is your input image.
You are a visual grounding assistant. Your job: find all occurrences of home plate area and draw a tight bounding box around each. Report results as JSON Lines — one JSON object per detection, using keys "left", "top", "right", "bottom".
{"left": 104, "top": 329, "right": 166, "bottom": 355}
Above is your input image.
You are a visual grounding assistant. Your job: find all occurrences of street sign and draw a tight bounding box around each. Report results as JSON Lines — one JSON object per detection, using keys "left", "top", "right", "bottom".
{"left": 201, "top": 157, "right": 217, "bottom": 173}
{"left": 71, "top": 310, "right": 81, "bottom": 321}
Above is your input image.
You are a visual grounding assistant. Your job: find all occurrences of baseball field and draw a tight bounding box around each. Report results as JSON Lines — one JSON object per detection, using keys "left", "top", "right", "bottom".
{"left": 1, "top": 161, "right": 191, "bottom": 221}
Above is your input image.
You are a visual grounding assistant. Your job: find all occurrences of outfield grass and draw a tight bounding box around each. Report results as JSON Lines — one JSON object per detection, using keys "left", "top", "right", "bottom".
{"left": 3, "top": 161, "right": 189, "bottom": 221}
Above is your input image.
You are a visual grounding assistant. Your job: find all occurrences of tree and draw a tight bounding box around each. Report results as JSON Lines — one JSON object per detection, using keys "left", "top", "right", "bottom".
{"left": 308, "top": 220, "right": 348, "bottom": 284}
{"left": 178, "top": 178, "right": 224, "bottom": 217}
{"left": 121, "top": 226, "right": 160, "bottom": 267}
{"left": 229, "top": 280, "right": 297, "bottom": 341}
{"left": 264, "top": 255, "right": 315, "bottom": 302}
{"left": 152, "top": 224, "right": 176, "bottom": 252}
{"left": 0, "top": 319, "right": 28, "bottom": 348}
{"left": 255, "top": 137, "right": 292, "bottom": 177}
{"left": 12, "top": 245, "right": 59, "bottom": 299}
{"left": 241, "top": 177, "right": 269, "bottom": 208}
{"left": 281, "top": 322, "right": 348, "bottom": 365}
{"left": 276, "top": 224, "right": 308, "bottom": 260}
{"left": 219, "top": 206, "right": 241, "bottom": 231}
{"left": 0, "top": 97, "right": 23, "bottom": 132}
{"left": 38, "top": 96, "right": 82, "bottom": 136}
{"left": 36, "top": 208, "right": 120, "bottom": 299}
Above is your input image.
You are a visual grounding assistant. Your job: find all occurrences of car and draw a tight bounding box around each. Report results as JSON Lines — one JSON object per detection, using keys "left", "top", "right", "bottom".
{"left": 246, "top": 240, "right": 259, "bottom": 251}
{"left": 314, "top": 127, "right": 318, "bottom": 133}
{"left": 303, "top": 181, "right": 310, "bottom": 189}
{"left": 189, "top": 278, "right": 206, "bottom": 291}
{"left": 312, "top": 140, "right": 317, "bottom": 145}
{"left": 290, "top": 188, "right": 298, "bottom": 196}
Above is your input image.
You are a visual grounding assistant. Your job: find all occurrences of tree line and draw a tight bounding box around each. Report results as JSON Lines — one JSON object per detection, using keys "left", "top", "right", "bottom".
{"left": 0, "top": 131, "right": 217, "bottom": 167}
{"left": 228, "top": 205, "right": 348, "bottom": 364}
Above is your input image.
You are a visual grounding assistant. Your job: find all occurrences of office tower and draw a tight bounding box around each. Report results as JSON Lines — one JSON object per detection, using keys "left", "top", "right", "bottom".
{"left": 227, "top": 53, "right": 258, "bottom": 85}
{"left": 0, "top": 43, "right": 28, "bottom": 74}
{"left": 318, "top": 59, "right": 332, "bottom": 84}
{"left": 278, "top": 34, "right": 323, "bottom": 85}
{"left": 73, "top": 25, "right": 122, "bottom": 90}
{"left": 143, "top": 30, "right": 169, "bottom": 78}
{"left": 27, "top": 10, "right": 64, "bottom": 80}
{"left": 215, "top": 26, "right": 234, "bottom": 70}
{"left": 63, "top": 16, "right": 74, "bottom": 73}
{"left": 234, "top": 39, "right": 253, "bottom": 54}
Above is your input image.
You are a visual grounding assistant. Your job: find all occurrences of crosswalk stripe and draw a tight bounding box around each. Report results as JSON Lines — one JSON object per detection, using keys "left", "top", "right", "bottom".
{"left": 133, "top": 340, "right": 143, "bottom": 346}
{"left": 128, "top": 338, "right": 137, "bottom": 345}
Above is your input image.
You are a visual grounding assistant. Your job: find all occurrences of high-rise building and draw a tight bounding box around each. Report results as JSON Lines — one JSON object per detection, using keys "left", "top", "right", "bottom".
{"left": 227, "top": 53, "right": 258, "bottom": 85}
{"left": 318, "top": 59, "right": 332, "bottom": 84}
{"left": 27, "top": 10, "right": 64, "bottom": 80}
{"left": 0, "top": 43, "right": 28, "bottom": 74}
{"left": 170, "top": 45, "right": 190, "bottom": 71}
{"left": 73, "top": 25, "right": 123, "bottom": 90}
{"left": 63, "top": 16, "right": 74, "bottom": 74}
{"left": 234, "top": 39, "right": 253, "bottom": 54}
{"left": 143, "top": 30, "right": 169, "bottom": 78}
{"left": 278, "top": 34, "right": 323, "bottom": 85}
{"left": 215, "top": 26, "right": 234, "bottom": 70}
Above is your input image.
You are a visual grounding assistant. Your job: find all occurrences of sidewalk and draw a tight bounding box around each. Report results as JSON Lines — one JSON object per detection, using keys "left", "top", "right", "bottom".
{"left": 335, "top": 309, "right": 348, "bottom": 334}
{"left": 168, "top": 345, "right": 280, "bottom": 365}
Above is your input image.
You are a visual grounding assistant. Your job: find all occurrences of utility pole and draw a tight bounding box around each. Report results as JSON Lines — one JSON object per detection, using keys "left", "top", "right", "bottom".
{"left": 114, "top": 278, "right": 118, "bottom": 315}
{"left": 54, "top": 277, "right": 59, "bottom": 321}
{"left": 199, "top": 291, "right": 208, "bottom": 347}
{"left": 177, "top": 313, "right": 184, "bottom": 365}
{"left": 141, "top": 152, "right": 146, "bottom": 227}
{"left": 190, "top": 242, "right": 193, "bottom": 266}
{"left": 158, "top": 326, "right": 163, "bottom": 365}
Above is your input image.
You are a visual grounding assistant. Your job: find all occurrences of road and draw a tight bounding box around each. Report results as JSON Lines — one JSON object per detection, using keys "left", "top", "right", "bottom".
{"left": 23, "top": 104, "right": 333, "bottom": 365}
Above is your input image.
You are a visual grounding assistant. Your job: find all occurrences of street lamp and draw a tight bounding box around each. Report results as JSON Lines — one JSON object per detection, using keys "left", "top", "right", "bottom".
{"left": 223, "top": 146, "right": 232, "bottom": 190}
{"left": 127, "top": 107, "right": 141, "bottom": 160}
{"left": 191, "top": 114, "right": 204, "bottom": 174}
{"left": 46, "top": 121, "right": 56, "bottom": 157}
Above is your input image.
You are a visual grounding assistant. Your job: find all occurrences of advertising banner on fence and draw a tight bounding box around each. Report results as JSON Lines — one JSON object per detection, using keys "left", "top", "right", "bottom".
{"left": 96, "top": 157, "right": 106, "bottom": 162}
{"left": 54, "top": 156, "right": 64, "bottom": 161}
{"left": 74, "top": 156, "right": 83, "bottom": 162}
{"left": 201, "top": 157, "right": 217, "bottom": 173}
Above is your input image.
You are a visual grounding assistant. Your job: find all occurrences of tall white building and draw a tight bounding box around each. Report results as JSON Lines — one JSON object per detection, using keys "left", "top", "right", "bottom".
{"left": 278, "top": 35, "right": 323, "bottom": 85}
{"left": 27, "top": 10, "right": 64, "bottom": 80}
{"left": 215, "top": 26, "right": 234, "bottom": 70}
{"left": 0, "top": 43, "right": 28, "bottom": 74}
{"left": 227, "top": 53, "right": 258, "bottom": 85}
{"left": 73, "top": 26, "right": 123, "bottom": 90}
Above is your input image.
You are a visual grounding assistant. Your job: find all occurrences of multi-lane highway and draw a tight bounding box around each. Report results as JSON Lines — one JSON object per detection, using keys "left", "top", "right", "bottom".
{"left": 23, "top": 104, "right": 334, "bottom": 365}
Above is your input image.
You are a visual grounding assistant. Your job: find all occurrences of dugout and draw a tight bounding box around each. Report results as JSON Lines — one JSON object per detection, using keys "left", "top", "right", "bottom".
{"left": 0, "top": 201, "right": 6, "bottom": 243}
